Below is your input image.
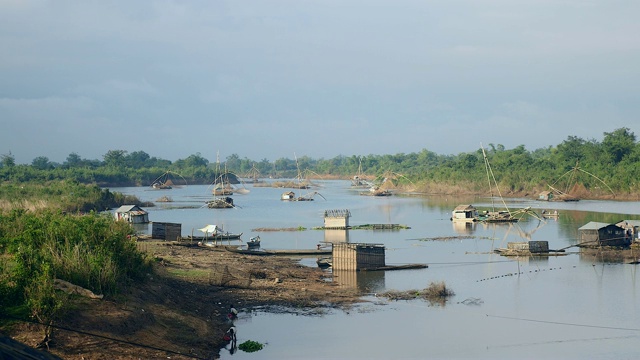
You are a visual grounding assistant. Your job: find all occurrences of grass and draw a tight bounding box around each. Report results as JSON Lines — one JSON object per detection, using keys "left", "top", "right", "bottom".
{"left": 378, "top": 281, "right": 455, "bottom": 306}
{"left": 166, "top": 268, "right": 211, "bottom": 280}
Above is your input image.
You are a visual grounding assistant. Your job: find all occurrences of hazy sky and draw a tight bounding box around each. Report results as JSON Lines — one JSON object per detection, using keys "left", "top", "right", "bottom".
{"left": 1, "top": 1, "right": 639, "bottom": 164}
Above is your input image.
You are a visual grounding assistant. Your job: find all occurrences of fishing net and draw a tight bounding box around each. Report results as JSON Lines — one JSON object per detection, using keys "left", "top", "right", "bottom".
{"left": 209, "top": 264, "right": 252, "bottom": 288}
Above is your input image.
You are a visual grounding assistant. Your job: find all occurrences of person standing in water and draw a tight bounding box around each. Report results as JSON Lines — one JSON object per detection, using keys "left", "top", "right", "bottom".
{"left": 228, "top": 304, "right": 238, "bottom": 319}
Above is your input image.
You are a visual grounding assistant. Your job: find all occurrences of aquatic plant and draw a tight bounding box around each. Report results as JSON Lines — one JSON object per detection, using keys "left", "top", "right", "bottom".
{"left": 238, "top": 340, "right": 264, "bottom": 352}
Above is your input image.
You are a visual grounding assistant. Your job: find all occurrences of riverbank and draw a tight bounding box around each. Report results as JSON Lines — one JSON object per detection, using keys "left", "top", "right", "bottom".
{"left": 5, "top": 240, "right": 363, "bottom": 359}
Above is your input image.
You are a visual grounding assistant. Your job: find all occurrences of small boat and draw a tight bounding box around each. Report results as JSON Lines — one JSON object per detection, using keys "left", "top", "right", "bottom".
{"left": 360, "top": 185, "right": 392, "bottom": 196}
{"left": 541, "top": 210, "right": 560, "bottom": 218}
{"left": 316, "top": 257, "right": 332, "bottom": 269}
{"left": 247, "top": 235, "right": 261, "bottom": 248}
{"left": 152, "top": 182, "right": 172, "bottom": 189}
{"left": 281, "top": 191, "right": 295, "bottom": 200}
{"left": 150, "top": 170, "right": 187, "bottom": 189}
{"left": 281, "top": 191, "right": 325, "bottom": 201}
{"left": 195, "top": 224, "right": 242, "bottom": 240}
{"left": 207, "top": 196, "right": 234, "bottom": 209}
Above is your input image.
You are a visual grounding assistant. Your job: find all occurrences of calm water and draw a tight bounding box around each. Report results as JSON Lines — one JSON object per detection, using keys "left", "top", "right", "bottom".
{"left": 111, "top": 181, "right": 640, "bottom": 359}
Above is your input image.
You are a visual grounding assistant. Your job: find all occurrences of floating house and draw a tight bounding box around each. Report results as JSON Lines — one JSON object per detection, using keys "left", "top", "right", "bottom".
{"left": 451, "top": 205, "right": 478, "bottom": 222}
{"left": 616, "top": 220, "right": 640, "bottom": 243}
{"left": 114, "top": 205, "right": 149, "bottom": 224}
{"left": 324, "top": 209, "right": 351, "bottom": 229}
{"left": 578, "top": 221, "right": 632, "bottom": 247}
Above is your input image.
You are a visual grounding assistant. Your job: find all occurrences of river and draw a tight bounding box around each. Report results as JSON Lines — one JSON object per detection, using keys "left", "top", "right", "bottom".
{"left": 111, "top": 180, "right": 640, "bottom": 359}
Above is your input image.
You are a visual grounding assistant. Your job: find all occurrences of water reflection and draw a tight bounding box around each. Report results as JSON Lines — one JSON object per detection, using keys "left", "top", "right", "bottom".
{"left": 579, "top": 248, "right": 640, "bottom": 264}
{"left": 451, "top": 220, "right": 477, "bottom": 234}
{"left": 323, "top": 229, "right": 349, "bottom": 243}
{"left": 332, "top": 269, "right": 386, "bottom": 293}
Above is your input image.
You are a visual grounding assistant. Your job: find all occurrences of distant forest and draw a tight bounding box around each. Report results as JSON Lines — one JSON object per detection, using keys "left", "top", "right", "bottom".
{"left": 1, "top": 127, "right": 639, "bottom": 198}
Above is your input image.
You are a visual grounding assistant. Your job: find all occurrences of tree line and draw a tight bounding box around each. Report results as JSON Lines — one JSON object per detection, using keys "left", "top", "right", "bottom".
{"left": 1, "top": 127, "right": 639, "bottom": 196}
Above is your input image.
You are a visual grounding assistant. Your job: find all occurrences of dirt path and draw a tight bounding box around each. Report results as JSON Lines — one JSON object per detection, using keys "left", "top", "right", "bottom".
{"left": 7, "top": 240, "right": 362, "bottom": 359}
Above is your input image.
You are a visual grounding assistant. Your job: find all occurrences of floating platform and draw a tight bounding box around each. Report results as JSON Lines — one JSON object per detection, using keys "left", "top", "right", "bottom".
{"left": 225, "top": 248, "right": 331, "bottom": 256}
{"left": 494, "top": 241, "right": 567, "bottom": 257}
{"left": 359, "top": 264, "right": 428, "bottom": 271}
{"left": 314, "top": 224, "right": 411, "bottom": 230}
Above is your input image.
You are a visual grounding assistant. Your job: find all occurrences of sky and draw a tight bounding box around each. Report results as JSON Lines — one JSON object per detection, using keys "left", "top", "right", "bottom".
{"left": 1, "top": 1, "right": 639, "bottom": 165}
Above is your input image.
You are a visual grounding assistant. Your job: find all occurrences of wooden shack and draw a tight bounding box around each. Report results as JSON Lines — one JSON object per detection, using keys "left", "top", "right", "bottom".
{"left": 324, "top": 209, "right": 351, "bottom": 229}
{"left": 616, "top": 220, "right": 640, "bottom": 243}
{"left": 538, "top": 191, "right": 553, "bottom": 201}
{"left": 578, "top": 221, "right": 631, "bottom": 247}
{"left": 152, "top": 222, "right": 182, "bottom": 241}
{"left": 332, "top": 243, "right": 385, "bottom": 271}
{"left": 114, "top": 205, "right": 149, "bottom": 224}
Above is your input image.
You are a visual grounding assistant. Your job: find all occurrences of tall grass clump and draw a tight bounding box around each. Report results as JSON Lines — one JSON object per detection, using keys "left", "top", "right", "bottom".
{"left": 378, "top": 281, "right": 455, "bottom": 307}
{"left": 0, "top": 209, "right": 152, "bottom": 336}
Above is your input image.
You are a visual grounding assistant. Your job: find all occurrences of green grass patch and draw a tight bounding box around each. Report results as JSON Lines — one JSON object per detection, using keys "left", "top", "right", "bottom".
{"left": 238, "top": 340, "right": 264, "bottom": 352}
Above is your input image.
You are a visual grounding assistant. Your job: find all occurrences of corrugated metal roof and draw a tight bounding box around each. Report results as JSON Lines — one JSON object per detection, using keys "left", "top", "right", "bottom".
{"left": 618, "top": 220, "right": 640, "bottom": 227}
{"left": 578, "top": 221, "right": 612, "bottom": 230}
{"left": 115, "top": 205, "right": 146, "bottom": 214}
{"left": 453, "top": 204, "right": 476, "bottom": 211}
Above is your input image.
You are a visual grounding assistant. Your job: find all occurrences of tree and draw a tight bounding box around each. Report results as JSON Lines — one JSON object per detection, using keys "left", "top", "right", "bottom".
{"left": 602, "top": 127, "right": 636, "bottom": 164}
{"left": 65, "top": 152, "right": 83, "bottom": 168}
{"left": 1, "top": 152, "right": 15, "bottom": 168}
{"left": 32, "top": 156, "right": 53, "bottom": 170}
{"left": 126, "top": 151, "right": 151, "bottom": 168}
{"left": 183, "top": 153, "right": 208, "bottom": 168}
{"left": 103, "top": 150, "right": 128, "bottom": 168}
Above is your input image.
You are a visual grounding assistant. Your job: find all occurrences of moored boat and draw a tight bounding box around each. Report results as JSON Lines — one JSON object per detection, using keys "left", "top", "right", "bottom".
{"left": 247, "top": 235, "right": 261, "bottom": 248}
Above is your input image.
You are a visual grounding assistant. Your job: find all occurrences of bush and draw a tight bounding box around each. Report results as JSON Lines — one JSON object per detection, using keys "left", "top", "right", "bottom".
{"left": 0, "top": 209, "right": 152, "bottom": 328}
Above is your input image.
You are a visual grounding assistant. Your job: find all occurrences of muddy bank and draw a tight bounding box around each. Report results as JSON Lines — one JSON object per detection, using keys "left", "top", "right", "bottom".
{"left": 6, "top": 241, "right": 362, "bottom": 359}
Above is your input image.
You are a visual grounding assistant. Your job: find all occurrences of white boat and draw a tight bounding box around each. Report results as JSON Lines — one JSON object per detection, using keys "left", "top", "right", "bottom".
{"left": 247, "top": 236, "right": 261, "bottom": 248}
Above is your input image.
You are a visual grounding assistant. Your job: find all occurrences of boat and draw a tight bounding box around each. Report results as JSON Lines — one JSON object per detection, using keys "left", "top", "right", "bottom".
{"left": 152, "top": 181, "right": 172, "bottom": 189}
{"left": 359, "top": 172, "right": 408, "bottom": 196}
{"left": 207, "top": 196, "right": 234, "bottom": 209}
{"left": 542, "top": 162, "right": 614, "bottom": 202}
{"left": 188, "top": 233, "right": 243, "bottom": 241}
{"left": 247, "top": 235, "right": 261, "bottom": 248}
{"left": 316, "top": 257, "right": 332, "bottom": 269}
{"left": 194, "top": 224, "right": 242, "bottom": 240}
{"left": 281, "top": 191, "right": 326, "bottom": 201}
{"left": 478, "top": 144, "right": 518, "bottom": 223}
{"left": 207, "top": 152, "right": 249, "bottom": 207}
{"left": 281, "top": 191, "right": 295, "bottom": 200}
{"left": 150, "top": 170, "right": 187, "bottom": 189}
{"left": 351, "top": 157, "right": 374, "bottom": 188}
{"left": 360, "top": 185, "right": 392, "bottom": 196}
{"left": 541, "top": 210, "right": 560, "bottom": 218}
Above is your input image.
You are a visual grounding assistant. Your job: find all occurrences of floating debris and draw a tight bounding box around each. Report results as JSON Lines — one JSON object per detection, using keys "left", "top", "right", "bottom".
{"left": 377, "top": 281, "right": 454, "bottom": 306}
